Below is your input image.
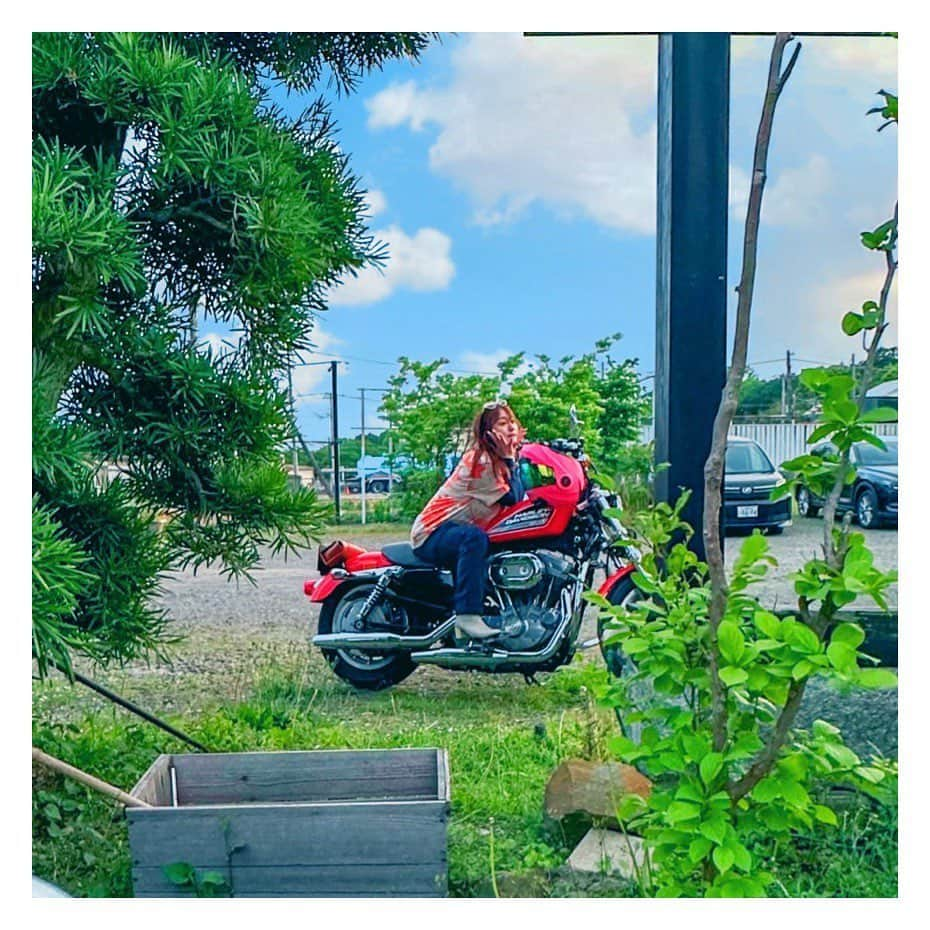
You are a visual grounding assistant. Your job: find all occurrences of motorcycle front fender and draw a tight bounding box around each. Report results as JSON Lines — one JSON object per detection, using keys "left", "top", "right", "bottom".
{"left": 598, "top": 564, "right": 637, "bottom": 599}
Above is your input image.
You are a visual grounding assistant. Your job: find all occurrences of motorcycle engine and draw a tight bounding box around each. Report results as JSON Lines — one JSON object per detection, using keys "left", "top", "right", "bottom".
{"left": 486, "top": 551, "right": 575, "bottom": 651}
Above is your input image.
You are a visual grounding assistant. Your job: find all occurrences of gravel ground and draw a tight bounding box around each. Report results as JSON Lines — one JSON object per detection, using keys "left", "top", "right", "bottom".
{"left": 52, "top": 518, "right": 896, "bottom": 757}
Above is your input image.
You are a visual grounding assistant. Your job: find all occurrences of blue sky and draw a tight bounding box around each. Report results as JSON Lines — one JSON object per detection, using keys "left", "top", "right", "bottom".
{"left": 207, "top": 33, "right": 898, "bottom": 446}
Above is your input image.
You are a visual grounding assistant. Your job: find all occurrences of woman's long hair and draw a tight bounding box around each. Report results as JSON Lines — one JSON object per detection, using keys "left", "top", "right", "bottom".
{"left": 468, "top": 402, "right": 522, "bottom": 480}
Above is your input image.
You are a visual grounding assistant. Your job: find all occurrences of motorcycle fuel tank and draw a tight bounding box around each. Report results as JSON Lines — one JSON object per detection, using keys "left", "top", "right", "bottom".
{"left": 485, "top": 442, "right": 585, "bottom": 544}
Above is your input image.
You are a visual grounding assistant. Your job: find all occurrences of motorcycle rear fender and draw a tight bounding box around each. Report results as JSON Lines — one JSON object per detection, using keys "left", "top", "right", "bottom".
{"left": 304, "top": 565, "right": 392, "bottom": 603}
{"left": 304, "top": 574, "right": 345, "bottom": 602}
{"left": 598, "top": 564, "right": 637, "bottom": 598}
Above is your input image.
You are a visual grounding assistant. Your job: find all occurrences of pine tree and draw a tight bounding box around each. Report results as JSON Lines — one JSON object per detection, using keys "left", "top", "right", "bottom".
{"left": 32, "top": 32, "right": 435, "bottom": 676}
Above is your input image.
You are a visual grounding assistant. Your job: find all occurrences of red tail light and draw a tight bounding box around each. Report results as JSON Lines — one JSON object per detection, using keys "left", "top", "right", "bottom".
{"left": 317, "top": 540, "right": 367, "bottom": 574}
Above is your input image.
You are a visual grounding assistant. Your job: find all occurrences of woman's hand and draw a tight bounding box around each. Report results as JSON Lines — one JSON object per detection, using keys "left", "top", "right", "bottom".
{"left": 489, "top": 427, "right": 519, "bottom": 458}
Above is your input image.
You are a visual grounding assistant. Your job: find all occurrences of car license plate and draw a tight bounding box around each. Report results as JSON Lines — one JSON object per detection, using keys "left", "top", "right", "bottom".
{"left": 737, "top": 505, "right": 759, "bottom": 518}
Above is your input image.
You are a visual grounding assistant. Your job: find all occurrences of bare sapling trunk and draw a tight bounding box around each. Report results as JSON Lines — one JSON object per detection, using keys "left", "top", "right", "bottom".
{"left": 702, "top": 34, "right": 801, "bottom": 753}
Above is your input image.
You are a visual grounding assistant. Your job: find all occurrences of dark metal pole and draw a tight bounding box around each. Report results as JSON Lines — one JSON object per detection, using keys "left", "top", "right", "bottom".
{"left": 654, "top": 33, "right": 730, "bottom": 560}
{"left": 61, "top": 667, "right": 212, "bottom": 753}
{"left": 330, "top": 361, "right": 341, "bottom": 522}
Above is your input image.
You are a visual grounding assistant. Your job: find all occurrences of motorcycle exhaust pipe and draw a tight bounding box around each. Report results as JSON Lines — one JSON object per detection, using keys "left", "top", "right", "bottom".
{"left": 411, "top": 595, "right": 576, "bottom": 669}
{"left": 313, "top": 617, "right": 456, "bottom": 651}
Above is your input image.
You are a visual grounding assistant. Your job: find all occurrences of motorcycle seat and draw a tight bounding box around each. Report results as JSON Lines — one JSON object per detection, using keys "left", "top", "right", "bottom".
{"left": 381, "top": 543, "right": 436, "bottom": 569}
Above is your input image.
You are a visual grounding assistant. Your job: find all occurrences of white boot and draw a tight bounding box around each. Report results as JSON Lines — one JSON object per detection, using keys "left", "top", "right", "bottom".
{"left": 455, "top": 613, "right": 500, "bottom": 641}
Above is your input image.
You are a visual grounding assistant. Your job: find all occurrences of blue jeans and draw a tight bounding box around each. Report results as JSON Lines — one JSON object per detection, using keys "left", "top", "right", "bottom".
{"left": 413, "top": 522, "right": 489, "bottom": 616}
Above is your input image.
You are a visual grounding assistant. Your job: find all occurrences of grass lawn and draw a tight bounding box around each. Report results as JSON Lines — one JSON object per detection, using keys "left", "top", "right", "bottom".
{"left": 32, "top": 640, "right": 897, "bottom": 898}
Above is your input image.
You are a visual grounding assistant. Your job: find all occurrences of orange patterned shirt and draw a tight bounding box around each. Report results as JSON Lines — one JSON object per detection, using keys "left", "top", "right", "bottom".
{"left": 410, "top": 448, "right": 509, "bottom": 549}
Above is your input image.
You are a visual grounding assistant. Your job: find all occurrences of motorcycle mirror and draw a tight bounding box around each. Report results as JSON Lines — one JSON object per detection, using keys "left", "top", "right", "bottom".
{"left": 569, "top": 404, "right": 583, "bottom": 437}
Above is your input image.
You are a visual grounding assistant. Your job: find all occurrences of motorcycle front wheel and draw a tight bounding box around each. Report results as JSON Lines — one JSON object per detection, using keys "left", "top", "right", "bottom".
{"left": 316, "top": 583, "right": 416, "bottom": 691}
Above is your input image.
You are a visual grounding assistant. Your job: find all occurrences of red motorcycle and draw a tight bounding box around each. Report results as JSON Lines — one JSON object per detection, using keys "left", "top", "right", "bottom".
{"left": 306, "top": 437, "right": 641, "bottom": 690}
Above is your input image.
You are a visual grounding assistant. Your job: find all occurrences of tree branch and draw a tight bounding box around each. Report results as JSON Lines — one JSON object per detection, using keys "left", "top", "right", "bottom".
{"left": 728, "top": 678, "right": 808, "bottom": 801}
{"left": 821, "top": 202, "right": 897, "bottom": 569}
{"left": 702, "top": 33, "right": 800, "bottom": 752}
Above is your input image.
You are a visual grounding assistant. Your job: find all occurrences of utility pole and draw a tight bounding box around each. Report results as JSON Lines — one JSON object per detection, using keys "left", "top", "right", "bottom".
{"left": 286, "top": 365, "right": 299, "bottom": 483}
{"left": 653, "top": 33, "right": 730, "bottom": 561}
{"left": 360, "top": 388, "right": 367, "bottom": 525}
{"left": 785, "top": 350, "right": 793, "bottom": 420}
{"left": 330, "top": 361, "right": 341, "bottom": 523}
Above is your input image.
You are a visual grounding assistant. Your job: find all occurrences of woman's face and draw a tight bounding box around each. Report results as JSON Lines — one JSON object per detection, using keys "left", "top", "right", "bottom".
{"left": 492, "top": 408, "right": 520, "bottom": 447}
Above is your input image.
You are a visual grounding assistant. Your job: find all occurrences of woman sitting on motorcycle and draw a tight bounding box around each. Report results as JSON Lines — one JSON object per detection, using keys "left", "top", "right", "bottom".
{"left": 411, "top": 400, "right": 527, "bottom": 642}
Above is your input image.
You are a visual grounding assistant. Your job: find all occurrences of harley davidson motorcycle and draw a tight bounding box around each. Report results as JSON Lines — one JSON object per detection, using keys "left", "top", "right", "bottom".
{"left": 306, "top": 435, "right": 641, "bottom": 690}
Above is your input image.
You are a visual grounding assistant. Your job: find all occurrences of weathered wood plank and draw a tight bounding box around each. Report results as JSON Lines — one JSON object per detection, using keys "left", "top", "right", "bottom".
{"left": 127, "top": 800, "right": 447, "bottom": 870}
{"left": 170, "top": 749, "right": 440, "bottom": 806}
{"left": 130, "top": 754, "right": 173, "bottom": 807}
{"left": 132, "top": 862, "right": 446, "bottom": 897}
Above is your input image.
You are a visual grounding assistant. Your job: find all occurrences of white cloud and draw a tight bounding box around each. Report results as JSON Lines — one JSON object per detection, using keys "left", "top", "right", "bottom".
{"left": 729, "top": 155, "right": 832, "bottom": 227}
{"left": 365, "top": 33, "right": 658, "bottom": 234}
{"left": 328, "top": 225, "right": 455, "bottom": 307}
{"left": 806, "top": 35, "right": 897, "bottom": 84}
{"left": 364, "top": 188, "right": 388, "bottom": 219}
{"left": 458, "top": 348, "right": 535, "bottom": 377}
{"left": 289, "top": 326, "right": 344, "bottom": 407}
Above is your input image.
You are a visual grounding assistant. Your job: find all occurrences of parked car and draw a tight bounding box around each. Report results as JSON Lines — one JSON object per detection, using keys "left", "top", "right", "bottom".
{"left": 723, "top": 436, "right": 791, "bottom": 534}
{"left": 344, "top": 470, "right": 399, "bottom": 494}
{"left": 795, "top": 438, "right": 897, "bottom": 529}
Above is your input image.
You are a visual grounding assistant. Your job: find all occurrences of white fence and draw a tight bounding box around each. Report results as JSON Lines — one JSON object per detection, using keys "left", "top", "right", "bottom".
{"left": 640, "top": 421, "right": 898, "bottom": 467}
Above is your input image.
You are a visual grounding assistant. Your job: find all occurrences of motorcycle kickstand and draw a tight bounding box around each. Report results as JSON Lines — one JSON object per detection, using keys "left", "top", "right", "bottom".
{"left": 522, "top": 672, "right": 541, "bottom": 686}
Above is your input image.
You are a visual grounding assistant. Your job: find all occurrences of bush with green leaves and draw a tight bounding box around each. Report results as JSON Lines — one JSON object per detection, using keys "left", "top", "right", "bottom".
{"left": 591, "top": 41, "right": 897, "bottom": 897}
{"left": 32, "top": 32, "right": 435, "bottom": 675}
{"left": 591, "top": 499, "right": 896, "bottom": 896}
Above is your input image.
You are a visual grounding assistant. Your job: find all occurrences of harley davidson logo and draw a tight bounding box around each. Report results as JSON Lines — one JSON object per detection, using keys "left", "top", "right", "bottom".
{"left": 491, "top": 505, "right": 554, "bottom": 534}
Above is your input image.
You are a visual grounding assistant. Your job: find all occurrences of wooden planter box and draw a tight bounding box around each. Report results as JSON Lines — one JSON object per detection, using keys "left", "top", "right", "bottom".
{"left": 127, "top": 748, "right": 450, "bottom": 898}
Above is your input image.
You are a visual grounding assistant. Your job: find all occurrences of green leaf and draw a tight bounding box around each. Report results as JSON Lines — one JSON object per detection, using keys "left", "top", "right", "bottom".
{"left": 717, "top": 621, "right": 745, "bottom": 664}
{"left": 699, "top": 817, "right": 728, "bottom": 844}
{"left": 689, "top": 836, "right": 713, "bottom": 864}
{"left": 719, "top": 665, "right": 748, "bottom": 687}
{"left": 753, "top": 610, "right": 781, "bottom": 639}
{"left": 163, "top": 862, "right": 196, "bottom": 887}
{"left": 718, "top": 877, "right": 766, "bottom": 897}
{"left": 779, "top": 777, "right": 810, "bottom": 808}
{"left": 700, "top": 752, "right": 724, "bottom": 787}
{"left": 814, "top": 804, "right": 838, "bottom": 826}
{"left": 826, "top": 641, "right": 857, "bottom": 672}
{"left": 830, "top": 623, "right": 865, "bottom": 650}
{"left": 712, "top": 844, "right": 735, "bottom": 874}
{"left": 783, "top": 622, "right": 821, "bottom": 655}
{"left": 666, "top": 801, "right": 701, "bottom": 823}
{"left": 857, "top": 668, "right": 898, "bottom": 689}
{"left": 841, "top": 312, "right": 865, "bottom": 336}
{"left": 726, "top": 839, "right": 753, "bottom": 872}
{"left": 856, "top": 766, "right": 887, "bottom": 784}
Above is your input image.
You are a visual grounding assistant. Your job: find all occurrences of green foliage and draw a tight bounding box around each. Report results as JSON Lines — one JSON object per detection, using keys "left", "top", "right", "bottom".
{"left": 32, "top": 32, "right": 434, "bottom": 672}
{"left": 162, "top": 862, "right": 232, "bottom": 897}
{"left": 32, "top": 659, "right": 615, "bottom": 898}
{"left": 32, "top": 655, "right": 897, "bottom": 898}
{"left": 379, "top": 335, "right": 650, "bottom": 501}
{"left": 736, "top": 348, "right": 898, "bottom": 419}
{"left": 593, "top": 505, "right": 896, "bottom": 897}
{"left": 592, "top": 83, "right": 899, "bottom": 898}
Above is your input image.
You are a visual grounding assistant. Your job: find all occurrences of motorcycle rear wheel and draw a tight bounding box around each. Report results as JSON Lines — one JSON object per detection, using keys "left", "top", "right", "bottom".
{"left": 316, "top": 584, "right": 416, "bottom": 691}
